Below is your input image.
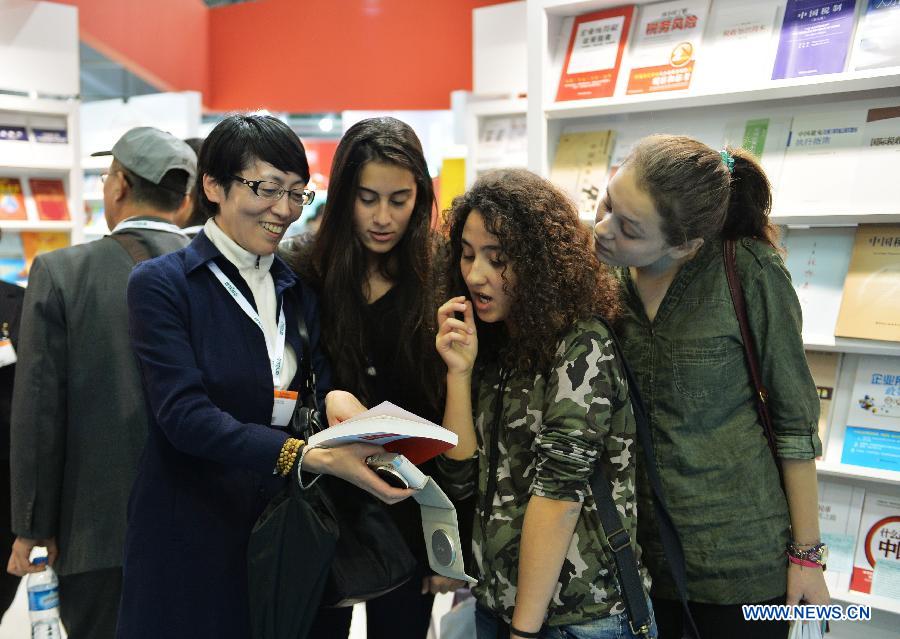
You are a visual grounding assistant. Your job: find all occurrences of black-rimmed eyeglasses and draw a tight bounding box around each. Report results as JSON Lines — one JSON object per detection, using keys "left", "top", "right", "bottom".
{"left": 231, "top": 175, "right": 315, "bottom": 207}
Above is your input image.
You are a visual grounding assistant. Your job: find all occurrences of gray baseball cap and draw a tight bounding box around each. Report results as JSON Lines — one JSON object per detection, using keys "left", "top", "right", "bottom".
{"left": 91, "top": 126, "right": 197, "bottom": 189}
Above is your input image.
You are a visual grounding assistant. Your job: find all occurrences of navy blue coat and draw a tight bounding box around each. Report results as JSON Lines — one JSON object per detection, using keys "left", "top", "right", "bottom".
{"left": 116, "top": 232, "right": 331, "bottom": 639}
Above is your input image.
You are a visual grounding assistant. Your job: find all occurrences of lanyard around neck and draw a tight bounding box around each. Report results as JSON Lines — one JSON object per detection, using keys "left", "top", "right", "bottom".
{"left": 206, "top": 261, "right": 286, "bottom": 387}
{"left": 112, "top": 219, "right": 189, "bottom": 237}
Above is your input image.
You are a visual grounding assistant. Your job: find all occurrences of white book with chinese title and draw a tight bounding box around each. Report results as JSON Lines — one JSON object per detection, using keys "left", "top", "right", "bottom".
{"left": 781, "top": 226, "right": 855, "bottom": 342}
{"left": 776, "top": 109, "right": 866, "bottom": 215}
{"left": 624, "top": 0, "right": 711, "bottom": 95}
{"left": 850, "top": 490, "right": 900, "bottom": 598}
{"left": 818, "top": 479, "right": 866, "bottom": 591}
{"left": 850, "top": 106, "right": 900, "bottom": 215}
{"left": 840, "top": 354, "right": 900, "bottom": 472}
{"left": 696, "top": 0, "right": 783, "bottom": 91}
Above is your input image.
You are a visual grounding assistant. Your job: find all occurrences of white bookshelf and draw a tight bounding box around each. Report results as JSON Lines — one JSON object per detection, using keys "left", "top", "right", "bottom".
{"left": 0, "top": 93, "right": 83, "bottom": 247}
{"left": 464, "top": 96, "right": 529, "bottom": 186}
{"left": 0, "top": 1, "right": 82, "bottom": 265}
{"left": 526, "top": 0, "right": 900, "bottom": 625}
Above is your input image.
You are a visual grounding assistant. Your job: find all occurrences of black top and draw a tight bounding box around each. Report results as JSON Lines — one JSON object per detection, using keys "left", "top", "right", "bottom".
{"left": 361, "top": 284, "right": 439, "bottom": 567}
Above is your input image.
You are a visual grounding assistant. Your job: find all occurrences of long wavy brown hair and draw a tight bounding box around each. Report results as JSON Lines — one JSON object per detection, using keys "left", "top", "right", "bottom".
{"left": 444, "top": 168, "right": 620, "bottom": 373}
{"left": 286, "top": 117, "right": 442, "bottom": 411}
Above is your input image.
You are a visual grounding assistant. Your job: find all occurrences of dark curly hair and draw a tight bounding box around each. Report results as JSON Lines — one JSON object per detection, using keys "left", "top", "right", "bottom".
{"left": 444, "top": 168, "right": 620, "bottom": 373}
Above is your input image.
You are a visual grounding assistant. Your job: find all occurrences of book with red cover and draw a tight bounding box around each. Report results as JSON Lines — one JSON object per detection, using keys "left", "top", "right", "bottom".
{"left": 556, "top": 5, "right": 635, "bottom": 102}
{"left": 29, "top": 178, "right": 69, "bottom": 221}
{"left": 0, "top": 178, "right": 27, "bottom": 221}
{"left": 307, "top": 401, "right": 457, "bottom": 465}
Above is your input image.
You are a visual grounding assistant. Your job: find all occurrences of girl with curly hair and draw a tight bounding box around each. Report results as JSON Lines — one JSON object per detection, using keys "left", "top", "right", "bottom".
{"left": 593, "top": 135, "right": 826, "bottom": 639}
{"left": 435, "top": 169, "right": 656, "bottom": 639}
{"left": 285, "top": 116, "right": 467, "bottom": 639}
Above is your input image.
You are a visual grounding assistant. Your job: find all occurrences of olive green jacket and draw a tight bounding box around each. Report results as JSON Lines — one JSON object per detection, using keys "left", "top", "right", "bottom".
{"left": 616, "top": 238, "right": 821, "bottom": 604}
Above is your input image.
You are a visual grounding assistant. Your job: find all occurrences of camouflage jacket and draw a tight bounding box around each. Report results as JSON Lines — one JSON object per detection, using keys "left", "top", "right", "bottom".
{"left": 437, "top": 318, "right": 649, "bottom": 626}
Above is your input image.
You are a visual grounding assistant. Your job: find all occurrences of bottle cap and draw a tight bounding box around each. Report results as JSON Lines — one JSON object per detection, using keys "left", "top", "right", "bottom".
{"left": 32, "top": 556, "right": 48, "bottom": 566}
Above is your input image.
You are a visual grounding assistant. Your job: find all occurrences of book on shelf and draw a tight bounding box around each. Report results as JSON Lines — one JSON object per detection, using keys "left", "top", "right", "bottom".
{"left": 549, "top": 129, "right": 616, "bottom": 220}
{"left": 29, "top": 115, "right": 68, "bottom": 145}
{"left": 306, "top": 401, "right": 457, "bottom": 465}
{"left": 772, "top": 0, "right": 859, "bottom": 80}
{"left": 723, "top": 115, "right": 793, "bottom": 196}
{"left": 835, "top": 224, "right": 900, "bottom": 342}
{"left": 818, "top": 479, "right": 865, "bottom": 592}
{"left": 697, "top": 0, "right": 782, "bottom": 90}
{"left": 555, "top": 5, "right": 635, "bottom": 101}
{"left": 850, "top": 490, "right": 900, "bottom": 598}
{"left": 806, "top": 350, "right": 841, "bottom": 456}
{"left": 625, "top": 0, "right": 710, "bottom": 95}
{"left": 476, "top": 114, "right": 528, "bottom": 171}
{"left": 0, "top": 114, "right": 28, "bottom": 143}
{"left": 781, "top": 226, "right": 855, "bottom": 341}
{"left": 0, "top": 231, "right": 26, "bottom": 286}
{"left": 850, "top": 106, "right": 900, "bottom": 215}
{"left": 28, "top": 178, "right": 69, "bottom": 221}
{"left": 851, "top": 0, "right": 900, "bottom": 70}
{"left": 20, "top": 232, "right": 68, "bottom": 276}
{"left": 0, "top": 177, "right": 28, "bottom": 221}
{"left": 776, "top": 109, "right": 866, "bottom": 215}
{"left": 840, "top": 354, "right": 900, "bottom": 472}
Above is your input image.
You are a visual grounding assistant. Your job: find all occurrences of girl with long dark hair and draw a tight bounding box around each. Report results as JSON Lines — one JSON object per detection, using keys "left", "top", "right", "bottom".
{"left": 286, "top": 116, "right": 463, "bottom": 638}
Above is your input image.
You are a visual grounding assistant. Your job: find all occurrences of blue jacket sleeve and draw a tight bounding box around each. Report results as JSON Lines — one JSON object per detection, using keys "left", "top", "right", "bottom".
{"left": 127, "top": 259, "right": 289, "bottom": 475}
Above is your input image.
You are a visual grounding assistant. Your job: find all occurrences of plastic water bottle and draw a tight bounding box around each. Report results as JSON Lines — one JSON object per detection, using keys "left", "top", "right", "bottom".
{"left": 26, "top": 557, "right": 61, "bottom": 639}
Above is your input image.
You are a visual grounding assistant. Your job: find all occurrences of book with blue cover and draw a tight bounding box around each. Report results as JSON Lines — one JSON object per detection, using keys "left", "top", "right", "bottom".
{"left": 772, "top": 0, "right": 858, "bottom": 79}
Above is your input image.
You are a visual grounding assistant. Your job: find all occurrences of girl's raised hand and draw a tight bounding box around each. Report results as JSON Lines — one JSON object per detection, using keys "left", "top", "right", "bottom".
{"left": 435, "top": 296, "right": 477, "bottom": 376}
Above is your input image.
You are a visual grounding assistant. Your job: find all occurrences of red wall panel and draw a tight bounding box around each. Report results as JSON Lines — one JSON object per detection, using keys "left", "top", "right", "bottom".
{"left": 206, "top": 0, "right": 510, "bottom": 111}
{"left": 57, "top": 0, "right": 209, "bottom": 97}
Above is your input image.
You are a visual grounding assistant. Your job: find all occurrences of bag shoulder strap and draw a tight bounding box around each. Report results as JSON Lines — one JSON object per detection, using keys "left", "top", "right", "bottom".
{"left": 284, "top": 287, "right": 317, "bottom": 411}
{"left": 722, "top": 239, "right": 784, "bottom": 487}
{"left": 110, "top": 232, "right": 153, "bottom": 265}
{"left": 594, "top": 317, "right": 700, "bottom": 639}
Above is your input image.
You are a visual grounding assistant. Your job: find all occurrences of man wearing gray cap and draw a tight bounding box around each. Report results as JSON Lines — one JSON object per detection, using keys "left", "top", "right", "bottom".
{"left": 7, "top": 127, "right": 196, "bottom": 639}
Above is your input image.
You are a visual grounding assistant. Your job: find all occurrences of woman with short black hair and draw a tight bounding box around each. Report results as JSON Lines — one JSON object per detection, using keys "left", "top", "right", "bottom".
{"left": 117, "top": 114, "right": 412, "bottom": 639}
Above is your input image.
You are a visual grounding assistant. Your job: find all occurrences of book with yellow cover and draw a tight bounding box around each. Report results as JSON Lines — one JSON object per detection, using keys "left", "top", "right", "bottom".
{"left": 835, "top": 224, "right": 900, "bottom": 342}
{"left": 20, "top": 232, "right": 69, "bottom": 275}
{"left": 805, "top": 350, "right": 840, "bottom": 458}
{"left": 549, "top": 130, "right": 615, "bottom": 221}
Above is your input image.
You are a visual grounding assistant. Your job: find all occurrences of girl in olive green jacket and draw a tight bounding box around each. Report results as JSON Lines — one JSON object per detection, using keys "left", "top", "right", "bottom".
{"left": 592, "top": 134, "right": 828, "bottom": 639}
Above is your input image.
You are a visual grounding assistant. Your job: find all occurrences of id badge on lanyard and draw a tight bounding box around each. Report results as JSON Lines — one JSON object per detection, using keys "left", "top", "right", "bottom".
{"left": 206, "top": 262, "right": 298, "bottom": 426}
{"left": 0, "top": 322, "right": 15, "bottom": 368}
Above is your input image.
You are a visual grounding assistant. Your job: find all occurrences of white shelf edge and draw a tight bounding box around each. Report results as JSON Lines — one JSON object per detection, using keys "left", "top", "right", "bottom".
{"left": 830, "top": 587, "right": 900, "bottom": 615}
{"left": 804, "top": 335, "right": 900, "bottom": 357}
{"left": 0, "top": 159, "right": 74, "bottom": 172}
{"left": 0, "top": 220, "right": 74, "bottom": 232}
{"left": 0, "top": 94, "right": 77, "bottom": 117}
{"left": 469, "top": 97, "right": 529, "bottom": 117}
{"left": 772, "top": 212, "right": 900, "bottom": 226}
{"left": 544, "top": 69, "right": 900, "bottom": 120}
{"left": 816, "top": 461, "right": 900, "bottom": 488}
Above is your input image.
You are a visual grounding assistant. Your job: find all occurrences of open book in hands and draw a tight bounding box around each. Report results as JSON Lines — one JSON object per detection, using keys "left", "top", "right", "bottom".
{"left": 307, "top": 401, "right": 457, "bottom": 465}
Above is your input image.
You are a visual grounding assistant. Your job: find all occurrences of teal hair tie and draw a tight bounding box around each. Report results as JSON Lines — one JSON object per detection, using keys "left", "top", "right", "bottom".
{"left": 720, "top": 149, "right": 735, "bottom": 173}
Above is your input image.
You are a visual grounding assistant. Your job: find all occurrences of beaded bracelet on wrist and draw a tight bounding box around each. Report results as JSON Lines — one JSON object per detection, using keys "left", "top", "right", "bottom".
{"left": 276, "top": 437, "right": 304, "bottom": 477}
{"left": 786, "top": 541, "right": 826, "bottom": 566}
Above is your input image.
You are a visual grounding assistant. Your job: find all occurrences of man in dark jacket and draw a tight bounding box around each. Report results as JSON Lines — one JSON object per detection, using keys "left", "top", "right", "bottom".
{"left": 7, "top": 127, "right": 196, "bottom": 639}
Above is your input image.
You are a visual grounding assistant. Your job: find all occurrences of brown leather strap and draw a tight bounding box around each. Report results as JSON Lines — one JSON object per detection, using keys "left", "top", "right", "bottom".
{"left": 110, "top": 233, "right": 154, "bottom": 265}
{"left": 723, "top": 239, "right": 784, "bottom": 487}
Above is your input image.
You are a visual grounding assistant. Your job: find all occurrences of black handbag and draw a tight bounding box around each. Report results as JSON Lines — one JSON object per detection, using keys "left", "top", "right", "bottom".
{"left": 283, "top": 293, "right": 416, "bottom": 609}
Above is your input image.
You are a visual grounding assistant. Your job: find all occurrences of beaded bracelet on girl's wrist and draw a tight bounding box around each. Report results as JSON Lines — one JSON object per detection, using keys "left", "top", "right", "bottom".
{"left": 786, "top": 541, "right": 827, "bottom": 568}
